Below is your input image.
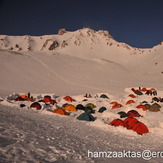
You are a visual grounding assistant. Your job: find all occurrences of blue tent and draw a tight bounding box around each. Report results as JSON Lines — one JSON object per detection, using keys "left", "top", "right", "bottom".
{"left": 77, "top": 112, "right": 95, "bottom": 121}
{"left": 98, "top": 107, "right": 107, "bottom": 113}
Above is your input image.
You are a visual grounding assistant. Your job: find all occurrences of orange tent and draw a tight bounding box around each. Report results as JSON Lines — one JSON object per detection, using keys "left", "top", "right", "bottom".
{"left": 128, "top": 94, "right": 136, "bottom": 98}
{"left": 20, "top": 94, "right": 28, "bottom": 100}
{"left": 64, "top": 104, "right": 77, "bottom": 112}
{"left": 53, "top": 108, "right": 70, "bottom": 116}
{"left": 126, "top": 100, "right": 136, "bottom": 105}
{"left": 63, "top": 96, "right": 75, "bottom": 102}
{"left": 136, "top": 105, "right": 148, "bottom": 111}
{"left": 112, "top": 103, "right": 123, "bottom": 109}
{"left": 110, "top": 101, "right": 118, "bottom": 105}
{"left": 141, "top": 88, "right": 147, "bottom": 92}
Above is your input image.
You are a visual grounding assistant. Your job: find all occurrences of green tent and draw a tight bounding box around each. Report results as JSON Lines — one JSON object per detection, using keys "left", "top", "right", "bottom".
{"left": 100, "top": 94, "right": 109, "bottom": 99}
{"left": 85, "top": 103, "right": 96, "bottom": 108}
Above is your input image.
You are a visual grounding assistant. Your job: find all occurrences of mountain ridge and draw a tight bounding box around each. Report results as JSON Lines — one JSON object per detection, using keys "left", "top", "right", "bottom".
{"left": 1, "top": 28, "right": 162, "bottom": 54}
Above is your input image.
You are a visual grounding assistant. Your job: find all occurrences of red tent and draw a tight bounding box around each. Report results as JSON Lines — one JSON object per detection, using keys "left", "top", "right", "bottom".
{"left": 126, "top": 100, "right": 136, "bottom": 105}
{"left": 50, "top": 99, "right": 57, "bottom": 105}
{"left": 112, "top": 103, "right": 123, "bottom": 109}
{"left": 127, "top": 110, "right": 142, "bottom": 118}
{"left": 110, "top": 119, "right": 127, "bottom": 127}
{"left": 141, "top": 88, "right": 147, "bottom": 92}
{"left": 43, "top": 97, "right": 51, "bottom": 103}
{"left": 128, "top": 94, "right": 136, "bottom": 98}
{"left": 63, "top": 96, "right": 75, "bottom": 102}
{"left": 124, "top": 117, "right": 139, "bottom": 129}
{"left": 131, "top": 121, "right": 149, "bottom": 135}
{"left": 30, "top": 102, "right": 42, "bottom": 110}
{"left": 110, "top": 101, "right": 118, "bottom": 105}
{"left": 136, "top": 105, "right": 148, "bottom": 111}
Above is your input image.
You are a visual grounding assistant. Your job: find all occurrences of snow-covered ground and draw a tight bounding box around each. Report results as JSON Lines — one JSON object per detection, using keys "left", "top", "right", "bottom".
{"left": 0, "top": 28, "right": 163, "bottom": 162}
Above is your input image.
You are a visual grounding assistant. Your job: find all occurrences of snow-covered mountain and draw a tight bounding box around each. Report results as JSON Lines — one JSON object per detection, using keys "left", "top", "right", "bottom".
{"left": 1, "top": 28, "right": 163, "bottom": 163}
{"left": 0, "top": 28, "right": 163, "bottom": 97}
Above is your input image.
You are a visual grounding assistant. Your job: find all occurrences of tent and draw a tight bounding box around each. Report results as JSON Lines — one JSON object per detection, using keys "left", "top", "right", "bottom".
{"left": 127, "top": 110, "right": 142, "bottom": 118}
{"left": 50, "top": 99, "right": 57, "bottom": 105}
{"left": 15, "top": 96, "right": 25, "bottom": 101}
{"left": 53, "top": 108, "right": 70, "bottom": 116}
{"left": 98, "top": 107, "right": 107, "bottom": 113}
{"left": 7, "top": 93, "right": 20, "bottom": 101}
{"left": 30, "top": 102, "right": 42, "bottom": 110}
{"left": 126, "top": 100, "right": 136, "bottom": 105}
{"left": 149, "top": 103, "right": 161, "bottom": 112}
{"left": 20, "top": 94, "right": 28, "bottom": 100}
{"left": 152, "top": 97, "right": 160, "bottom": 102}
{"left": 118, "top": 111, "right": 128, "bottom": 118}
{"left": 85, "top": 103, "right": 96, "bottom": 108}
{"left": 144, "top": 104, "right": 151, "bottom": 110}
{"left": 44, "top": 95, "right": 51, "bottom": 99}
{"left": 64, "top": 104, "right": 77, "bottom": 112}
{"left": 110, "top": 119, "right": 126, "bottom": 127}
{"left": 136, "top": 105, "right": 148, "bottom": 111}
{"left": 128, "top": 94, "right": 136, "bottom": 98}
{"left": 130, "top": 121, "right": 149, "bottom": 135}
{"left": 110, "top": 101, "right": 118, "bottom": 105}
{"left": 142, "top": 101, "right": 148, "bottom": 104}
{"left": 85, "top": 106, "right": 95, "bottom": 113}
{"left": 124, "top": 117, "right": 139, "bottom": 129}
{"left": 63, "top": 96, "right": 75, "bottom": 102}
{"left": 112, "top": 103, "right": 123, "bottom": 109}
{"left": 76, "top": 104, "right": 85, "bottom": 111}
{"left": 77, "top": 112, "right": 95, "bottom": 121}
{"left": 141, "top": 88, "right": 147, "bottom": 92}
{"left": 136, "top": 91, "right": 143, "bottom": 95}
{"left": 43, "top": 97, "right": 51, "bottom": 103}
{"left": 100, "top": 94, "right": 109, "bottom": 99}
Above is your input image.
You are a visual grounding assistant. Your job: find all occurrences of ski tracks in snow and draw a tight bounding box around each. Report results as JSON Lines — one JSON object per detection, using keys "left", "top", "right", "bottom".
{"left": 31, "top": 55, "right": 106, "bottom": 92}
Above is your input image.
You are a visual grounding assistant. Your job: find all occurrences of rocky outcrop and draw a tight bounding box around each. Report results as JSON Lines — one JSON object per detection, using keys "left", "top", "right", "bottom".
{"left": 58, "top": 28, "right": 67, "bottom": 35}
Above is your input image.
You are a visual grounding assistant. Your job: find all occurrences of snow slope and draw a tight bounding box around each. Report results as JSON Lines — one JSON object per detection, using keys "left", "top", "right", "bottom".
{"left": 0, "top": 28, "right": 163, "bottom": 97}
{"left": 1, "top": 88, "right": 163, "bottom": 163}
